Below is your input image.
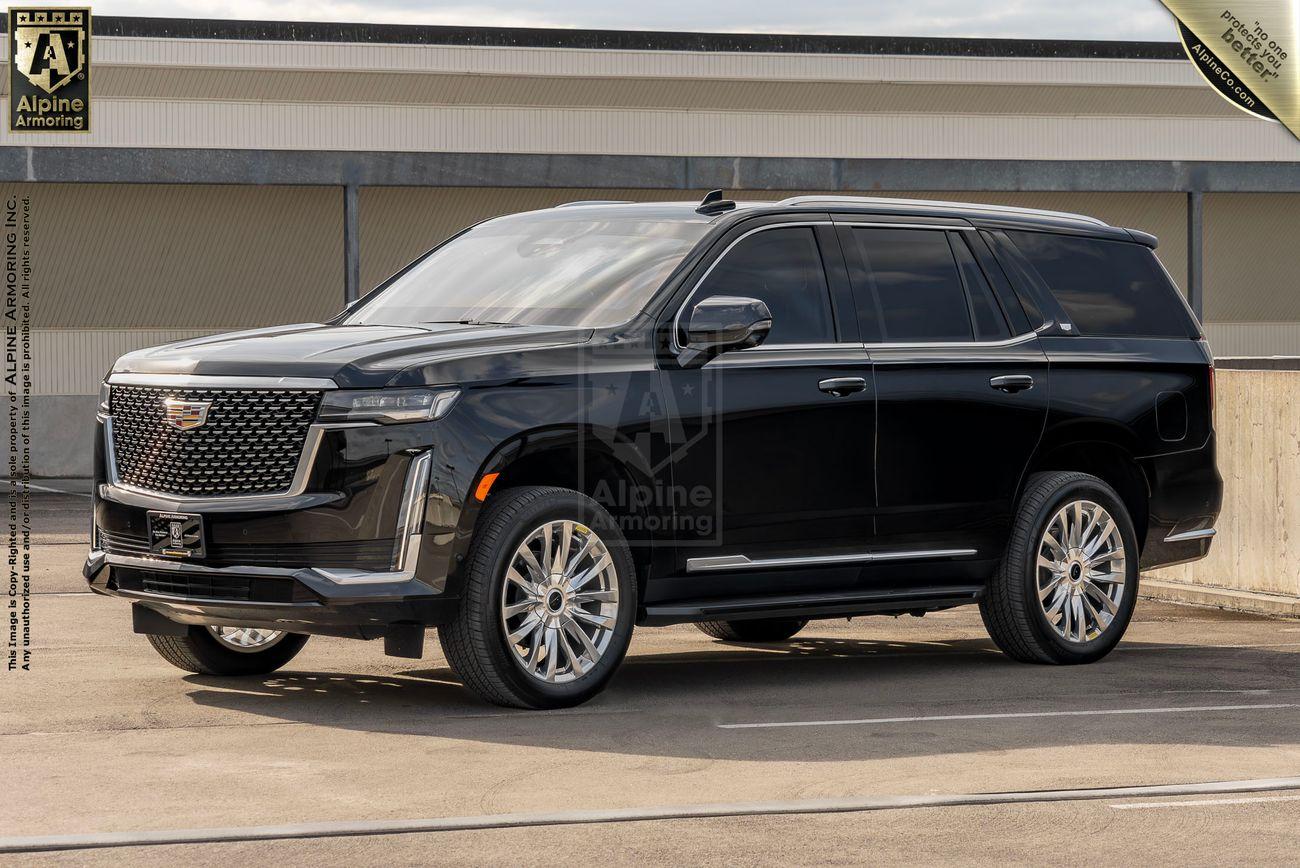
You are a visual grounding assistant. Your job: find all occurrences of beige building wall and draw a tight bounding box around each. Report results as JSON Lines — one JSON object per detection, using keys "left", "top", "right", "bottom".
{"left": 1203, "top": 193, "right": 1300, "bottom": 357}
{"left": 27, "top": 183, "right": 344, "bottom": 330}
{"left": 5, "top": 34, "right": 1296, "bottom": 161}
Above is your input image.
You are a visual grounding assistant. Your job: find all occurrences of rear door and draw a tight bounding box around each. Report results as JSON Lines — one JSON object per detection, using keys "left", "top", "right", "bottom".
{"left": 838, "top": 220, "right": 1049, "bottom": 563}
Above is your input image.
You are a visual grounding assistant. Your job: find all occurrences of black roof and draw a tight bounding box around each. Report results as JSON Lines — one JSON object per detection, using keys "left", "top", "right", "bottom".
{"left": 63, "top": 16, "right": 1183, "bottom": 60}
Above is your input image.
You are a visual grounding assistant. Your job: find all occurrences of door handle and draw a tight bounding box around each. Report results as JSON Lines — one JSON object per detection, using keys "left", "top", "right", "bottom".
{"left": 990, "top": 374, "right": 1034, "bottom": 393}
{"left": 818, "top": 377, "right": 868, "bottom": 397}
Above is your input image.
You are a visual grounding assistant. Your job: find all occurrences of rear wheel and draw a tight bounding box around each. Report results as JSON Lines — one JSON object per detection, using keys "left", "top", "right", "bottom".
{"left": 439, "top": 486, "right": 637, "bottom": 709}
{"left": 696, "top": 618, "right": 808, "bottom": 642}
{"left": 145, "top": 626, "right": 308, "bottom": 676}
{"left": 980, "top": 471, "right": 1138, "bottom": 664}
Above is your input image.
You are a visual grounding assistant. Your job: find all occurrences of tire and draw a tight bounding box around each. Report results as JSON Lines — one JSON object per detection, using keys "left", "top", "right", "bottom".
{"left": 980, "top": 471, "right": 1139, "bottom": 665}
{"left": 145, "top": 626, "right": 308, "bottom": 676}
{"left": 696, "top": 618, "right": 808, "bottom": 642}
{"left": 439, "top": 486, "right": 637, "bottom": 709}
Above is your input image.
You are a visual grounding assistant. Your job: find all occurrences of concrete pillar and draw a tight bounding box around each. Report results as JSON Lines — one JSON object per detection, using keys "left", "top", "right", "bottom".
{"left": 1187, "top": 190, "right": 1204, "bottom": 320}
{"left": 343, "top": 183, "right": 360, "bottom": 303}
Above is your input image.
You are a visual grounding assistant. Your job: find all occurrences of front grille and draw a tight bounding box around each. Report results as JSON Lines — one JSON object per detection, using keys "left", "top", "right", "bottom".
{"left": 109, "top": 386, "right": 322, "bottom": 496}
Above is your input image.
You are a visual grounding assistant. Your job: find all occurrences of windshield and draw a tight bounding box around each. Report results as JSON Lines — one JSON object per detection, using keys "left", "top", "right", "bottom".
{"left": 345, "top": 210, "right": 711, "bottom": 328}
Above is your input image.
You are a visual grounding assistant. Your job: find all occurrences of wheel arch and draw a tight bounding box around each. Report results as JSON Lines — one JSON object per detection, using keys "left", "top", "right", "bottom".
{"left": 451, "top": 425, "right": 659, "bottom": 600}
{"left": 1021, "top": 432, "right": 1151, "bottom": 551}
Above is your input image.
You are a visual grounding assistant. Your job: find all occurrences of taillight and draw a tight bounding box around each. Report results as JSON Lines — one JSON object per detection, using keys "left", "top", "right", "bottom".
{"left": 1208, "top": 363, "right": 1216, "bottom": 424}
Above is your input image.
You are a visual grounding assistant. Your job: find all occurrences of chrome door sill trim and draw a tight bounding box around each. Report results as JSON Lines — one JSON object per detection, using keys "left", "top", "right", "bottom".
{"left": 107, "top": 373, "right": 339, "bottom": 390}
{"left": 686, "top": 548, "right": 978, "bottom": 574}
{"left": 1163, "top": 528, "right": 1216, "bottom": 543}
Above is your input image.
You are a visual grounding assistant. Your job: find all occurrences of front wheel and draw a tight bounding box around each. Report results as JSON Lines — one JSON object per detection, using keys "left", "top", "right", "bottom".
{"left": 146, "top": 626, "right": 308, "bottom": 676}
{"left": 980, "top": 471, "right": 1139, "bottom": 665}
{"left": 439, "top": 486, "right": 637, "bottom": 709}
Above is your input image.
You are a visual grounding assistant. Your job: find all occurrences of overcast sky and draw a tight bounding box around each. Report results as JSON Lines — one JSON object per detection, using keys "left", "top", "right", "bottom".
{"left": 44, "top": 0, "right": 1181, "bottom": 41}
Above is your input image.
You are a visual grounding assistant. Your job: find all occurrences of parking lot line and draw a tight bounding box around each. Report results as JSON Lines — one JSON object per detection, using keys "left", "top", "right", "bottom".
{"left": 3, "top": 777, "right": 1298, "bottom": 854}
{"left": 1111, "top": 794, "right": 1300, "bottom": 810}
{"left": 717, "top": 702, "right": 1300, "bottom": 729}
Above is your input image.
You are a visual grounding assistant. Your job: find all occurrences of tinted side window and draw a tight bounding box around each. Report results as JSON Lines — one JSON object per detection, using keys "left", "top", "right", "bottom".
{"left": 853, "top": 228, "right": 972, "bottom": 342}
{"left": 695, "top": 226, "right": 834, "bottom": 344}
{"left": 1006, "top": 231, "right": 1195, "bottom": 338}
{"left": 950, "top": 234, "right": 1011, "bottom": 340}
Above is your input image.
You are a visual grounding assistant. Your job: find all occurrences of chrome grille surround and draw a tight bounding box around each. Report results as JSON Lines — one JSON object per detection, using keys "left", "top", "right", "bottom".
{"left": 108, "top": 385, "right": 323, "bottom": 496}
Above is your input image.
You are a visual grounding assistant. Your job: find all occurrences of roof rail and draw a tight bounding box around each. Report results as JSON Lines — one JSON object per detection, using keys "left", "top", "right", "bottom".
{"left": 774, "top": 195, "right": 1109, "bottom": 227}
{"left": 555, "top": 200, "right": 633, "bottom": 208}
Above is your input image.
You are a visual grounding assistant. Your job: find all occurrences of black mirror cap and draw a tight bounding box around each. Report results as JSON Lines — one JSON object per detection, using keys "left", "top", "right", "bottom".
{"left": 684, "top": 295, "right": 773, "bottom": 352}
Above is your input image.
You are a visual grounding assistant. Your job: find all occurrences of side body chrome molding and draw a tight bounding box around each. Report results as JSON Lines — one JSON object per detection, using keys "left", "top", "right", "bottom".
{"left": 686, "top": 548, "right": 978, "bottom": 574}
{"left": 1163, "top": 527, "right": 1216, "bottom": 543}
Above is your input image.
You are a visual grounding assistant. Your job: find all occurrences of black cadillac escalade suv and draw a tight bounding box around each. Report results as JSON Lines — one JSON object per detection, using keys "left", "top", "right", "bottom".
{"left": 86, "top": 194, "right": 1221, "bottom": 709}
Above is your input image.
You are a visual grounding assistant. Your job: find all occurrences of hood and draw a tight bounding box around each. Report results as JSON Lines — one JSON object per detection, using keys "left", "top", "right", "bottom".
{"left": 112, "top": 322, "right": 594, "bottom": 388}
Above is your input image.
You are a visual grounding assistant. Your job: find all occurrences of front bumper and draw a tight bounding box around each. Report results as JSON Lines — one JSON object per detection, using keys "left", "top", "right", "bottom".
{"left": 84, "top": 549, "right": 460, "bottom": 638}
{"left": 89, "top": 394, "right": 469, "bottom": 638}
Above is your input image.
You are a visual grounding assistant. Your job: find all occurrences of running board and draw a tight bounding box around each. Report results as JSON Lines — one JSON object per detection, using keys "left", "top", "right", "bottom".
{"left": 640, "top": 585, "right": 983, "bottom": 627}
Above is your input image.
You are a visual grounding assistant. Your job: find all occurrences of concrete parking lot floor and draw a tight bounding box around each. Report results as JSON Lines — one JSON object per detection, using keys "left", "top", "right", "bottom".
{"left": 4, "top": 491, "right": 1299, "bottom": 864}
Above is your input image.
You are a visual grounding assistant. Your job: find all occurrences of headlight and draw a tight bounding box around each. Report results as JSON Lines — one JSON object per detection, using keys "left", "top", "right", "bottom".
{"left": 99, "top": 381, "right": 111, "bottom": 413}
{"left": 317, "top": 387, "right": 461, "bottom": 425}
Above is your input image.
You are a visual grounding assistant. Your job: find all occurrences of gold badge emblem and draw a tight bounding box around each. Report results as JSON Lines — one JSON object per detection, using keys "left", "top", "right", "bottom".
{"left": 162, "top": 398, "right": 212, "bottom": 431}
{"left": 8, "top": 8, "right": 91, "bottom": 132}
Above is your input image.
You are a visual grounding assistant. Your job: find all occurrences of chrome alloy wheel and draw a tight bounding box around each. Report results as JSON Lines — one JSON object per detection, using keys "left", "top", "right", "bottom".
{"left": 1036, "top": 499, "right": 1127, "bottom": 644}
{"left": 207, "top": 626, "right": 286, "bottom": 652}
{"left": 499, "top": 520, "right": 620, "bottom": 684}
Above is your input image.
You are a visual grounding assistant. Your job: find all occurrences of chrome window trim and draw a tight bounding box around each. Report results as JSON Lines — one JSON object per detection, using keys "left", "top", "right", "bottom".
{"left": 686, "top": 548, "right": 978, "bottom": 573}
{"left": 673, "top": 220, "right": 1044, "bottom": 357}
{"left": 863, "top": 331, "right": 1040, "bottom": 351}
{"left": 107, "top": 373, "right": 339, "bottom": 390}
{"left": 835, "top": 221, "right": 977, "bottom": 231}
{"left": 672, "top": 220, "right": 986, "bottom": 354}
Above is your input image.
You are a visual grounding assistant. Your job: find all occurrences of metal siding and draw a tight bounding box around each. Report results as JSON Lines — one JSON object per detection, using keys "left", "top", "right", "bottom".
{"left": 1204, "top": 323, "right": 1300, "bottom": 357}
{"left": 21, "top": 183, "right": 344, "bottom": 329}
{"left": 33, "top": 329, "right": 217, "bottom": 395}
{"left": 3, "top": 66, "right": 1236, "bottom": 118}
{"left": 8, "top": 101, "right": 1290, "bottom": 160}
{"left": 1203, "top": 194, "right": 1300, "bottom": 325}
{"left": 73, "top": 37, "right": 1205, "bottom": 86}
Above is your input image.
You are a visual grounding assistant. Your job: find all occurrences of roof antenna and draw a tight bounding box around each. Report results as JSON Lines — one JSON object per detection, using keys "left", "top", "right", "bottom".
{"left": 696, "top": 189, "right": 736, "bottom": 215}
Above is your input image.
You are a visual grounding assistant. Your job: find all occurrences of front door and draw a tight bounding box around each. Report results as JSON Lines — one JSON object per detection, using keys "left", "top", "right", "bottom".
{"left": 656, "top": 220, "right": 876, "bottom": 601}
{"left": 839, "top": 222, "right": 1049, "bottom": 563}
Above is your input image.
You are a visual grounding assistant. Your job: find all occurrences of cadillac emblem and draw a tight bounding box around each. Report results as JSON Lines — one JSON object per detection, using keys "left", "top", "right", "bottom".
{"left": 162, "top": 397, "right": 212, "bottom": 431}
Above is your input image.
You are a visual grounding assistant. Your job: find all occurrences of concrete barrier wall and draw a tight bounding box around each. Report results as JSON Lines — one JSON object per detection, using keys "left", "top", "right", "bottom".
{"left": 1144, "top": 367, "right": 1300, "bottom": 616}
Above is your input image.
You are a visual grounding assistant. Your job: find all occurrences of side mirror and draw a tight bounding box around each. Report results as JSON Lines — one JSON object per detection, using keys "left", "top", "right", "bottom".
{"left": 682, "top": 296, "right": 772, "bottom": 361}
